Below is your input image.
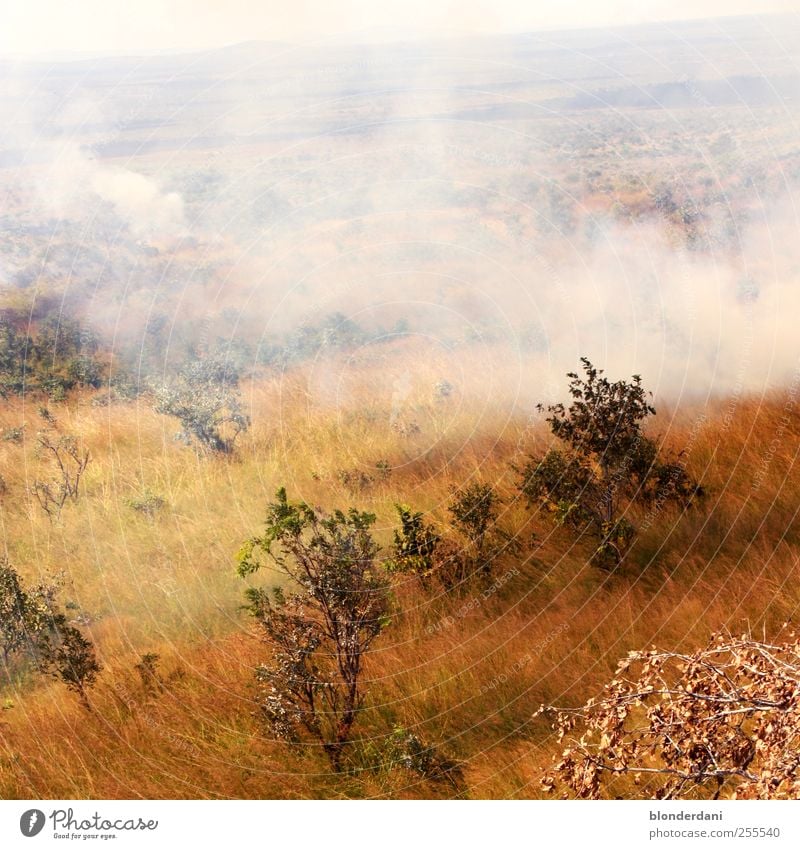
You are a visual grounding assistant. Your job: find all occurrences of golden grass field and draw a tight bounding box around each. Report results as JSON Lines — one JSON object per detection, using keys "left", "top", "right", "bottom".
{"left": 1, "top": 342, "right": 799, "bottom": 799}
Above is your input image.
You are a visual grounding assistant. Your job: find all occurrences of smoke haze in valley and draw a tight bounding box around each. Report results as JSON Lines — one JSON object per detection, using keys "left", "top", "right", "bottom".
{"left": 1, "top": 14, "right": 799, "bottom": 406}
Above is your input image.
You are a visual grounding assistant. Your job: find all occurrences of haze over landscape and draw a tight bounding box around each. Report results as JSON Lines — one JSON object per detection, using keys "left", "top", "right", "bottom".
{"left": 3, "top": 14, "right": 800, "bottom": 397}
{"left": 1, "top": 6, "right": 800, "bottom": 800}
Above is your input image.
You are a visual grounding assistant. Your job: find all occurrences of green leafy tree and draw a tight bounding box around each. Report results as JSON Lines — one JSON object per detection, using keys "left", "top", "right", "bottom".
{"left": 0, "top": 311, "right": 107, "bottom": 399}
{"left": 238, "top": 488, "right": 392, "bottom": 771}
{"left": 519, "top": 358, "right": 702, "bottom": 569}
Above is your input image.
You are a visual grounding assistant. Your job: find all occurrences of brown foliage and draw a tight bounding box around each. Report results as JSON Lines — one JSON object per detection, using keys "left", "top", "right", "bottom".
{"left": 540, "top": 628, "right": 800, "bottom": 799}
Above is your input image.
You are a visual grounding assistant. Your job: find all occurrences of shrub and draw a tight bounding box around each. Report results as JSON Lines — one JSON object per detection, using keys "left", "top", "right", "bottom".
{"left": 335, "top": 467, "right": 375, "bottom": 491}
{"left": 2, "top": 426, "right": 24, "bottom": 444}
{"left": 389, "top": 492, "right": 510, "bottom": 591}
{"left": 91, "top": 372, "right": 142, "bottom": 407}
{"left": 448, "top": 483, "right": 504, "bottom": 577}
{"left": 434, "top": 379, "right": 454, "bottom": 399}
{"left": 237, "top": 488, "right": 392, "bottom": 771}
{"left": 134, "top": 652, "right": 164, "bottom": 696}
{"left": 334, "top": 463, "right": 391, "bottom": 491}
{"left": 31, "top": 425, "right": 90, "bottom": 520}
{"left": 385, "top": 726, "right": 465, "bottom": 791}
{"left": 388, "top": 505, "right": 441, "bottom": 587}
{"left": 518, "top": 358, "right": 702, "bottom": 568}
{"left": 374, "top": 459, "right": 392, "bottom": 481}
{"left": 154, "top": 354, "right": 250, "bottom": 454}
{"left": 0, "top": 559, "right": 99, "bottom": 708}
{"left": 38, "top": 614, "right": 101, "bottom": 710}
{"left": 540, "top": 628, "right": 800, "bottom": 799}
{"left": 391, "top": 418, "right": 421, "bottom": 438}
{"left": 125, "top": 489, "right": 166, "bottom": 519}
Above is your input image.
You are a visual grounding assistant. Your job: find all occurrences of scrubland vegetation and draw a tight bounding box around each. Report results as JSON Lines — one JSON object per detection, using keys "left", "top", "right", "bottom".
{"left": 0, "top": 334, "right": 798, "bottom": 798}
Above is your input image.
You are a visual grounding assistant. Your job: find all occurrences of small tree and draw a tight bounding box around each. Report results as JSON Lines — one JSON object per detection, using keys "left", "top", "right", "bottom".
{"left": 0, "top": 559, "right": 99, "bottom": 707}
{"left": 540, "top": 629, "right": 800, "bottom": 800}
{"left": 519, "top": 358, "right": 702, "bottom": 569}
{"left": 0, "top": 558, "right": 62, "bottom": 670}
{"left": 448, "top": 483, "right": 505, "bottom": 577}
{"left": 154, "top": 354, "right": 250, "bottom": 454}
{"left": 38, "top": 613, "right": 101, "bottom": 710}
{"left": 237, "top": 488, "right": 391, "bottom": 771}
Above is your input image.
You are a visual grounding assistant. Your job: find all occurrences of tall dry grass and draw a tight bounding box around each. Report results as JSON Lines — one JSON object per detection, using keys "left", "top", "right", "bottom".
{"left": 1, "top": 347, "right": 799, "bottom": 798}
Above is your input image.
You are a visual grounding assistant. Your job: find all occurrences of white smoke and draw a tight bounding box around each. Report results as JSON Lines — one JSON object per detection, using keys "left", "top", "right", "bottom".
{"left": 30, "top": 143, "right": 185, "bottom": 238}
{"left": 90, "top": 166, "right": 184, "bottom": 236}
{"left": 0, "top": 76, "right": 185, "bottom": 241}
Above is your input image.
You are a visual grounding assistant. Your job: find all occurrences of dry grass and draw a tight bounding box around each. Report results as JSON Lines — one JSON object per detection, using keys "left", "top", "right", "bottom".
{"left": 1, "top": 347, "right": 799, "bottom": 798}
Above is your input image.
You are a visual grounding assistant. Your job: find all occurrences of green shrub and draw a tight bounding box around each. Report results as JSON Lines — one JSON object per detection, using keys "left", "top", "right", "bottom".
{"left": 448, "top": 482, "right": 504, "bottom": 577}
{"left": 388, "top": 505, "right": 441, "bottom": 586}
{"left": 0, "top": 558, "right": 100, "bottom": 708}
{"left": 518, "top": 358, "right": 703, "bottom": 569}
{"left": 237, "top": 488, "right": 392, "bottom": 771}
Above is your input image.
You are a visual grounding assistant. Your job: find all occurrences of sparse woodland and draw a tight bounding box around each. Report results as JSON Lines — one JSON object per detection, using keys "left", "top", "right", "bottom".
{"left": 1, "top": 333, "right": 798, "bottom": 799}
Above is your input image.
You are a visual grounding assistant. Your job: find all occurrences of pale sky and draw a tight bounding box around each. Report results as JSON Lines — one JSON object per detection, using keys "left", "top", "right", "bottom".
{"left": 0, "top": 0, "right": 797, "bottom": 57}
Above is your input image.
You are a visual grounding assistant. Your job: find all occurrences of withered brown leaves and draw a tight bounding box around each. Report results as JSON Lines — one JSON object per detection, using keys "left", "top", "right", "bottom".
{"left": 539, "top": 628, "right": 800, "bottom": 799}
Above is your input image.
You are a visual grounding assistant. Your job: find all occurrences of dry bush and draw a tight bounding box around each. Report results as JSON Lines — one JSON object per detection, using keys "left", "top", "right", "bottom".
{"left": 31, "top": 429, "right": 90, "bottom": 520}
{"left": 153, "top": 354, "right": 250, "bottom": 454}
{"left": 540, "top": 628, "right": 800, "bottom": 799}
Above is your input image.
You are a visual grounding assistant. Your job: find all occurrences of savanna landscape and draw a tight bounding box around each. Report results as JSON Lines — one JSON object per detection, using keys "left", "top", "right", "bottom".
{"left": 1, "top": 13, "right": 800, "bottom": 800}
